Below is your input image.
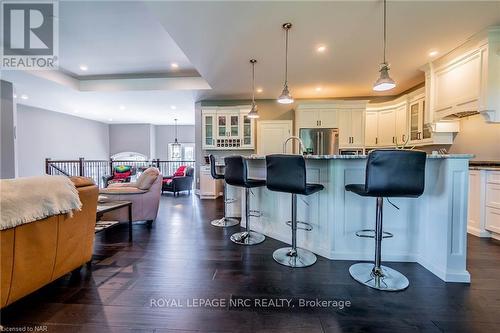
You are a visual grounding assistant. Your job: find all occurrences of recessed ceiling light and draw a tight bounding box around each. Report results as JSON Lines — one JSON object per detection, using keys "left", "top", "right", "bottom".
{"left": 79, "top": 64, "right": 88, "bottom": 71}
{"left": 108, "top": 118, "right": 113, "bottom": 122}
{"left": 316, "top": 45, "right": 327, "bottom": 53}
{"left": 315, "top": 87, "right": 322, "bottom": 92}
{"left": 256, "top": 88, "right": 263, "bottom": 93}
{"left": 170, "top": 105, "right": 177, "bottom": 110}
{"left": 21, "top": 94, "right": 28, "bottom": 100}
{"left": 171, "top": 62, "right": 179, "bottom": 69}
{"left": 74, "top": 110, "right": 80, "bottom": 114}
{"left": 119, "top": 105, "right": 126, "bottom": 110}
{"left": 428, "top": 50, "right": 439, "bottom": 57}
{"left": 13, "top": 94, "right": 17, "bottom": 99}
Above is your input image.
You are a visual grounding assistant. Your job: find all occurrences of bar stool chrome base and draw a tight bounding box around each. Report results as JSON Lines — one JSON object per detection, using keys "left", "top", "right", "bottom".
{"left": 349, "top": 263, "right": 409, "bottom": 291}
{"left": 230, "top": 231, "right": 265, "bottom": 245}
{"left": 210, "top": 217, "right": 239, "bottom": 227}
{"left": 273, "top": 247, "right": 317, "bottom": 268}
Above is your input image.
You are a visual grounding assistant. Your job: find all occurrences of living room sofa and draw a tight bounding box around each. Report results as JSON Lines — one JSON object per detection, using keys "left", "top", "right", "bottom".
{"left": 0, "top": 177, "right": 98, "bottom": 308}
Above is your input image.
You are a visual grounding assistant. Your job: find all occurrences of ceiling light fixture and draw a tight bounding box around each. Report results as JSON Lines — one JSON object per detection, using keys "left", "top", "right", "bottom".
{"left": 171, "top": 62, "right": 179, "bottom": 69}
{"left": 373, "top": 0, "right": 396, "bottom": 92}
{"left": 74, "top": 110, "right": 80, "bottom": 114}
{"left": 119, "top": 105, "right": 125, "bottom": 110}
{"left": 170, "top": 105, "right": 177, "bottom": 110}
{"left": 315, "top": 87, "right": 322, "bottom": 92}
{"left": 108, "top": 118, "right": 113, "bottom": 122}
{"left": 172, "top": 118, "right": 181, "bottom": 147}
{"left": 316, "top": 45, "right": 327, "bottom": 53}
{"left": 13, "top": 93, "right": 17, "bottom": 99}
{"left": 79, "top": 64, "right": 88, "bottom": 71}
{"left": 247, "top": 59, "right": 259, "bottom": 119}
{"left": 428, "top": 50, "right": 439, "bottom": 57}
{"left": 21, "top": 94, "right": 28, "bottom": 100}
{"left": 277, "top": 23, "right": 294, "bottom": 104}
{"left": 256, "top": 88, "right": 263, "bottom": 93}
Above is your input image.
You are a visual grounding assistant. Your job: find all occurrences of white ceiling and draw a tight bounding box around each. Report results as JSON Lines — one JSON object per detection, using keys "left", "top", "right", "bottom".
{"left": 146, "top": 0, "right": 500, "bottom": 100}
{"left": 4, "top": 1, "right": 500, "bottom": 125}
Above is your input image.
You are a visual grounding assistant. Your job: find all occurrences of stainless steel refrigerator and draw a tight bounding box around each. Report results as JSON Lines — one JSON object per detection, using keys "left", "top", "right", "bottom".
{"left": 299, "top": 128, "right": 339, "bottom": 155}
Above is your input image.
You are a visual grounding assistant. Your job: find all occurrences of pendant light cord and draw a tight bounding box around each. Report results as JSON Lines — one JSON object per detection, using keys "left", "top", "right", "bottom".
{"left": 383, "top": 0, "right": 387, "bottom": 64}
{"left": 252, "top": 61, "right": 255, "bottom": 103}
{"left": 284, "top": 27, "right": 289, "bottom": 85}
{"left": 174, "top": 119, "right": 178, "bottom": 143}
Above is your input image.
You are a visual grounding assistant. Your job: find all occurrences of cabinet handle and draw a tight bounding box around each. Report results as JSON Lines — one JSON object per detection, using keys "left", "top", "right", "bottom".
{"left": 375, "top": 137, "right": 378, "bottom": 145}
{"left": 417, "top": 132, "right": 421, "bottom": 140}
{"left": 320, "top": 120, "right": 322, "bottom": 126}
{"left": 392, "top": 136, "right": 395, "bottom": 144}
{"left": 402, "top": 134, "right": 406, "bottom": 142}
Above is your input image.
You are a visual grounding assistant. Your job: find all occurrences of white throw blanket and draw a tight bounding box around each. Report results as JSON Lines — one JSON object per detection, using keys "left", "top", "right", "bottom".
{"left": 0, "top": 175, "right": 82, "bottom": 230}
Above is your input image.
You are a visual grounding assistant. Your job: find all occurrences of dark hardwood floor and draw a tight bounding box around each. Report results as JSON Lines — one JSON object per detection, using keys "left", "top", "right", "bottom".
{"left": 2, "top": 194, "right": 500, "bottom": 333}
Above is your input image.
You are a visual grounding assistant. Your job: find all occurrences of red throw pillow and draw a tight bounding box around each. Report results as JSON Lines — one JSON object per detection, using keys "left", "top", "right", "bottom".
{"left": 173, "top": 166, "right": 187, "bottom": 177}
{"left": 114, "top": 170, "right": 131, "bottom": 179}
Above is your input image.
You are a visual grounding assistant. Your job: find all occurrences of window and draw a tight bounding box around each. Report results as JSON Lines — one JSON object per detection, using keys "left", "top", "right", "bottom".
{"left": 111, "top": 152, "right": 147, "bottom": 161}
{"left": 168, "top": 143, "right": 195, "bottom": 161}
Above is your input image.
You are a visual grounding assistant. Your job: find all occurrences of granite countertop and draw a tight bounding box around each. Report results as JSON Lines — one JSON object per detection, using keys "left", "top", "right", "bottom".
{"left": 245, "top": 154, "right": 474, "bottom": 160}
{"left": 469, "top": 160, "right": 500, "bottom": 171}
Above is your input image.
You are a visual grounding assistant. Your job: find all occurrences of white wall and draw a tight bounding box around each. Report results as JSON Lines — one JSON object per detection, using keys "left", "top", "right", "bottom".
{"left": 109, "top": 124, "right": 154, "bottom": 159}
{"left": 17, "top": 105, "right": 109, "bottom": 177}
{"left": 155, "top": 124, "right": 195, "bottom": 160}
{"left": 448, "top": 114, "right": 500, "bottom": 161}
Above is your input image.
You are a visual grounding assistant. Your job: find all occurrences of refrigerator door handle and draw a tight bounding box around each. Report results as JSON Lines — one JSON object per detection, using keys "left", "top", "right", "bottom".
{"left": 320, "top": 131, "right": 324, "bottom": 155}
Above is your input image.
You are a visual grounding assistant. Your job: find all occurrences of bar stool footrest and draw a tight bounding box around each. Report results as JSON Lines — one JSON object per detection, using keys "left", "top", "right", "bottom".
{"left": 249, "top": 210, "right": 262, "bottom": 218}
{"left": 285, "top": 220, "right": 313, "bottom": 231}
{"left": 355, "top": 229, "right": 393, "bottom": 239}
{"left": 225, "top": 198, "right": 237, "bottom": 204}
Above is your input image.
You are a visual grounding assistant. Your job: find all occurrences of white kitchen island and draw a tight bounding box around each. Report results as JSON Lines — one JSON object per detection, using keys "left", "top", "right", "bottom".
{"left": 230, "top": 154, "right": 473, "bottom": 283}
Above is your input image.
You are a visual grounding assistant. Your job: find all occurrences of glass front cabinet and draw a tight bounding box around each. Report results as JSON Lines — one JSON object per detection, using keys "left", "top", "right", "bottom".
{"left": 201, "top": 107, "right": 255, "bottom": 150}
{"left": 409, "top": 98, "right": 432, "bottom": 144}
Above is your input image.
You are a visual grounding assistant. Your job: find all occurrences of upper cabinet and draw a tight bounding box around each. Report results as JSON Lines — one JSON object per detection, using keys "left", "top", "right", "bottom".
{"left": 422, "top": 27, "right": 500, "bottom": 123}
{"left": 366, "top": 96, "right": 408, "bottom": 148}
{"left": 296, "top": 101, "right": 368, "bottom": 149}
{"left": 201, "top": 106, "right": 255, "bottom": 150}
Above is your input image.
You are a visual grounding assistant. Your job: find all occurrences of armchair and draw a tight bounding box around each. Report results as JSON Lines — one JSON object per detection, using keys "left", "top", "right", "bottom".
{"left": 99, "top": 167, "right": 162, "bottom": 225}
{"left": 102, "top": 165, "right": 136, "bottom": 188}
{"left": 162, "top": 166, "right": 194, "bottom": 196}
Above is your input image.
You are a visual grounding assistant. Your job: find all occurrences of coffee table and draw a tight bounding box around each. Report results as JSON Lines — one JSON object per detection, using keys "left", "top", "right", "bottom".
{"left": 96, "top": 201, "right": 133, "bottom": 241}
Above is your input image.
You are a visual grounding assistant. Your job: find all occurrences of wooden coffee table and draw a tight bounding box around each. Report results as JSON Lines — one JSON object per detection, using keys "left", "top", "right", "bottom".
{"left": 96, "top": 201, "right": 133, "bottom": 241}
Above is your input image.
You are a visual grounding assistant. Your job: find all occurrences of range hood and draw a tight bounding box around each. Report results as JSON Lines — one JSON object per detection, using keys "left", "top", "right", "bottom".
{"left": 441, "top": 110, "right": 480, "bottom": 120}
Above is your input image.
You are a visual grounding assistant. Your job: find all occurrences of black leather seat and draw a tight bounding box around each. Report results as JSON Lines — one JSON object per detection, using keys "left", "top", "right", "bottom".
{"left": 345, "top": 149, "right": 426, "bottom": 198}
{"left": 346, "top": 149, "right": 426, "bottom": 291}
{"left": 208, "top": 155, "right": 239, "bottom": 228}
{"left": 266, "top": 154, "right": 324, "bottom": 195}
{"left": 224, "top": 156, "right": 266, "bottom": 245}
{"left": 265, "top": 154, "right": 324, "bottom": 267}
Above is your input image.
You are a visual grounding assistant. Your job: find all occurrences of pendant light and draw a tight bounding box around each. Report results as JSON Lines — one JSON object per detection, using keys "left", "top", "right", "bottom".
{"left": 247, "top": 59, "right": 259, "bottom": 119}
{"left": 277, "top": 23, "right": 294, "bottom": 104}
{"left": 373, "top": 0, "right": 396, "bottom": 92}
{"left": 173, "top": 118, "right": 181, "bottom": 147}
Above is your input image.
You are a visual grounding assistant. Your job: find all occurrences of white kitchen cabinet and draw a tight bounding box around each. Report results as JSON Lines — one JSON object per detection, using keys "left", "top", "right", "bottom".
{"left": 202, "top": 112, "right": 216, "bottom": 149}
{"left": 199, "top": 165, "right": 222, "bottom": 199}
{"left": 257, "top": 120, "right": 293, "bottom": 155}
{"left": 318, "top": 109, "right": 338, "bottom": 127}
{"left": 365, "top": 111, "right": 378, "bottom": 146}
{"left": 395, "top": 104, "right": 408, "bottom": 144}
{"left": 201, "top": 106, "right": 255, "bottom": 150}
{"left": 295, "top": 108, "right": 337, "bottom": 128}
{"left": 422, "top": 27, "right": 500, "bottom": 123}
{"left": 338, "top": 109, "right": 365, "bottom": 148}
{"left": 408, "top": 97, "right": 429, "bottom": 143}
{"left": 377, "top": 108, "right": 397, "bottom": 146}
{"left": 468, "top": 169, "right": 500, "bottom": 240}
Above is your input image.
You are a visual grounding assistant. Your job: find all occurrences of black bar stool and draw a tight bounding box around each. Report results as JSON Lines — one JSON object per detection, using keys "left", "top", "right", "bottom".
{"left": 266, "top": 154, "right": 324, "bottom": 267}
{"left": 224, "top": 156, "right": 266, "bottom": 245}
{"left": 346, "top": 149, "right": 426, "bottom": 291}
{"left": 208, "top": 155, "right": 239, "bottom": 227}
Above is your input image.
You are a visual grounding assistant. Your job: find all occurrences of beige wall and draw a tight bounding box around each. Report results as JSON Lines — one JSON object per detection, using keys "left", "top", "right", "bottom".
{"left": 448, "top": 114, "right": 500, "bottom": 161}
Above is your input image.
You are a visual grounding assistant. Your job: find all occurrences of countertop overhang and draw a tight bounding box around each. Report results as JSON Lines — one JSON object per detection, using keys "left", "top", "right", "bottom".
{"left": 244, "top": 154, "right": 474, "bottom": 160}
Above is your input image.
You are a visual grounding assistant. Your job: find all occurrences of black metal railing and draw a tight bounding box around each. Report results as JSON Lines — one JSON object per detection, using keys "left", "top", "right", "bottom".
{"left": 45, "top": 158, "right": 195, "bottom": 188}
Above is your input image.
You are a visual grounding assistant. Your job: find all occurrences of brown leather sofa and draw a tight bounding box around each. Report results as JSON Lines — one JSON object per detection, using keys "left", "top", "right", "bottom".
{"left": 0, "top": 177, "right": 98, "bottom": 308}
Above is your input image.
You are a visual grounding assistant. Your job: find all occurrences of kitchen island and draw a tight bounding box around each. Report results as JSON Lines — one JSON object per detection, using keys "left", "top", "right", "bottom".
{"left": 228, "top": 154, "right": 473, "bottom": 283}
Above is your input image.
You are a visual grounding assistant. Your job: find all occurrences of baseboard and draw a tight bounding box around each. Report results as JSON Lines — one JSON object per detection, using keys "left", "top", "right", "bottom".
{"left": 467, "top": 226, "right": 492, "bottom": 238}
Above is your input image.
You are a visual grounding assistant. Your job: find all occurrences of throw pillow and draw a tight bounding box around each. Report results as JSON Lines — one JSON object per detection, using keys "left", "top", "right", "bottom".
{"left": 136, "top": 167, "right": 160, "bottom": 190}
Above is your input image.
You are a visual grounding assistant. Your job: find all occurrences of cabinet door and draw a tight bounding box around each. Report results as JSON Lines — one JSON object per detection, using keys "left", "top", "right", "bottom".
{"left": 217, "top": 114, "right": 228, "bottom": 138}
{"left": 337, "top": 111, "right": 351, "bottom": 147}
{"left": 318, "top": 109, "right": 337, "bottom": 127}
{"left": 365, "top": 111, "right": 378, "bottom": 146}
{"left": 240, "top": 115, "right": 255, "bottom": 148}
{"left": 229, "top": 114, "right": 240, "bottom": 137}
{"left": 202, "top": 113, "right": 216, "bottom": 149}
{"left": 377, "top": 109, "right": 396, "bottom": 146}
{"left": 296, "top": 109, "right": 320, "bottom": 128}
{"left": 409, "top": 101, "right": 421, "bottom": 142}
{"left": 350, "top": 109, "right": 365, "bottom": 147}
{"left": 421, "top": 100, "right": 432, "bottom": 140}
{"left": 395, "top": 105, "right": 408, "bottom": 144}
